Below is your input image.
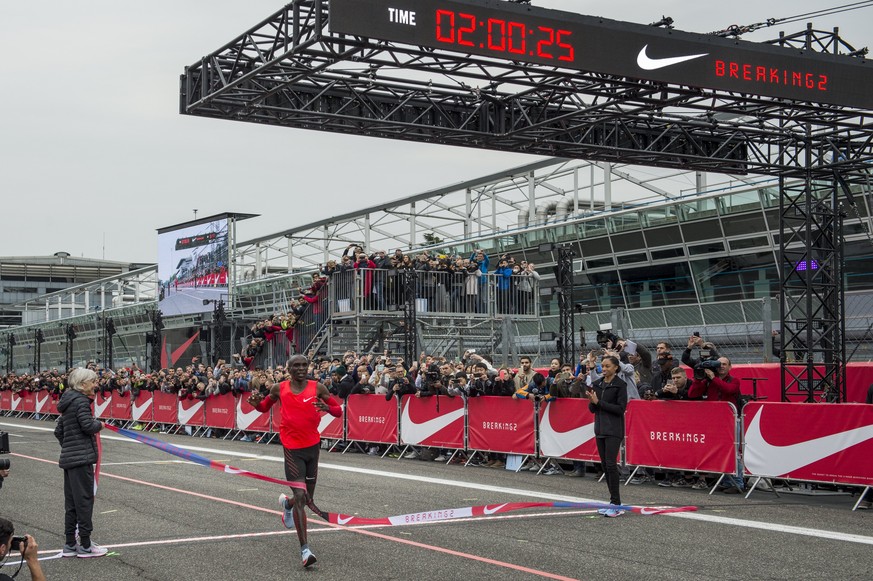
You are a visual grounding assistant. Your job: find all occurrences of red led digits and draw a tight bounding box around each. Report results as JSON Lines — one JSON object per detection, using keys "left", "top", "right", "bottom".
{"left": 435, "top": 9, "right": 573, "bottom": 62}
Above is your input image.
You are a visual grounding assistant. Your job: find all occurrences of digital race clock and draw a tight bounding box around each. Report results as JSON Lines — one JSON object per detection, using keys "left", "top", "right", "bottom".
{"left": 329, "top": 0, "right": 873, "bottom": 109}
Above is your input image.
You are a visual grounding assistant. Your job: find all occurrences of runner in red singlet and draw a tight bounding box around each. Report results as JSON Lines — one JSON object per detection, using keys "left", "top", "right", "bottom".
{"left": 247, "top": 354, "right": 342, "bottom": 568}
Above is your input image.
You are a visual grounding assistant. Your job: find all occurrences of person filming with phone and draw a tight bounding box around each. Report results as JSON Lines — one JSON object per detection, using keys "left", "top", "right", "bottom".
{"left": 0, "top": 517, "right": 46, "bottom": 581}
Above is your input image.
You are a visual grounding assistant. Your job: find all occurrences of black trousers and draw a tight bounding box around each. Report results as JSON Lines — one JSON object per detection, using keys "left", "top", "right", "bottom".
{"left": 64, "top": 464, "right": 95, "bottom": 547}
{"left": 596, "top": 436, "right": 623, "bottom": 506}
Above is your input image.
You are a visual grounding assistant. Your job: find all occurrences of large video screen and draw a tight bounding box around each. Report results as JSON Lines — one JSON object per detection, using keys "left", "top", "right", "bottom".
{"left": 158, "top": 219, "right": 229, "bottom": 316}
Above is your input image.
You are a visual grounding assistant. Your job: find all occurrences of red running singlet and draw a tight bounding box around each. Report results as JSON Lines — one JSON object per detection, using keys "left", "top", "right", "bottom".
{"left": 276, "top": 380, "right": 322, "bottom": 450}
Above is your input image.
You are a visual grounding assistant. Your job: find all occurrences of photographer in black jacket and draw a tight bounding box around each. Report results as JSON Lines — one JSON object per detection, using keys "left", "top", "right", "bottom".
{"left": 0, "top": 517, "right": 46, "bottom": 581}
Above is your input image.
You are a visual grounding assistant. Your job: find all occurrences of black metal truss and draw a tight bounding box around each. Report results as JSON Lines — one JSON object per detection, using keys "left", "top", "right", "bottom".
{"left": 779, "top": 169, "right": 846, "bottom": 402}
{"left": 555, "top": 246, "right": 575, "bottom": 367}
{"left": 180, "top": 1, "right": 873, "bottom": 181}
{"left": 181, "top": 0, "right": 873, "bottom": 399}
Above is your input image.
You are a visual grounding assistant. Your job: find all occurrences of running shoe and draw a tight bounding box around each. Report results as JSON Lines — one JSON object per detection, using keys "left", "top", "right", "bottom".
{"left": 604, "top": 508, "right": 625, "bottom": 518}
{"left": 76, "top": 542, "right": 108, "bottom": 558}
{"left": 279, "top": 493, "right": 296, "bottom": 529}
{"left": 62, "top": 544, "right": 79, "bottom": 558}
{"left": 657, "top": 479, "right": 675, "bottom": 488}
{"left": 691, "top": 479, "right": 709, "bottom": 490}
{"left": 301, "top": 546, "right": 317, "bottom": 568}
{"left": 433, "top": 454, "right": 447, "bottom": 462}
{"left": 671, "top": 479, "right": 693, "bottom": 488}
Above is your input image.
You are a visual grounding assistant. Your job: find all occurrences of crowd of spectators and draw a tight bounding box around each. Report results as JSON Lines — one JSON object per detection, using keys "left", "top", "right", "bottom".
{"left": 1, "top": 331, "right": 762, "bottom": 493}
{"left": 235, "top": 244, "right": 542, "bottom": 365}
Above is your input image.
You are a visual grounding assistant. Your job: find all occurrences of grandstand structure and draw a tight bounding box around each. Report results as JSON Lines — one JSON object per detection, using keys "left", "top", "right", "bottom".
{"left": 2, "top": 1, "right": 873, "bottom": 403}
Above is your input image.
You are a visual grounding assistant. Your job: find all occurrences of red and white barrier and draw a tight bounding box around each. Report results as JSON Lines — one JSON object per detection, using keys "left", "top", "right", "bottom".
{"left": 318, "top": 408, "right": 344, "bottom": 439}
{"left": 625, "top": 400, "right": 737, "bottom": 474}
{"left": 467, "top": 396, "right": 536, "bottom": 455}
{"left": 236, "top": 396, "right": 271, "bottom": 432}
{"left": 110, "top": 395, "right": 131, "bottom": 421}
{"left": 537, "top": 399, "right": 599, "bottom": 462}
{"left": 34, "top": 392, "right": 52, "bottom": 416}
{"left": 0, "top": 391, "right": 10, "bottom": 411}
{"left": 94, "top": 393, "right": 112, "bottom": 420}
{"left": 743, "top": 402, "right": 873, "bottom": 486}
{"left": 131, "top": 393, "right": 154, "bottom": 423}
{"left": 346, "top": 394, "right": 399, "bottom": 445}
{"left": 400, "top": 395, "right": 464, "bottom": 449}
{"left": 153, "top": 392, "right": 178, "bottom": 424}
{"left": 204, "top": 393, "right": 235, "bottom": 429}
{"left": 177, "top": 397, "right": 204, "bottom": 427}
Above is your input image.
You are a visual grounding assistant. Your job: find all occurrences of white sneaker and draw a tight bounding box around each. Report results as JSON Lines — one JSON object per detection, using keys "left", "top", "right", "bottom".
{"left": 433, "top": 454, "right": 447, "bottom": 462}
{"left": 62, "top": 544, "right": 79, "bottom": 557}
{"left": 403, "top": 450, "right": 419, "bottom": 459}
{"left": 301, "top": 546, "right": 317, "bottom": 568}
{"left": 367, "top": 446, "right": 379, "bottom": 456}
{"left": 76, "top": 542, "right": 108, "bottom": 558}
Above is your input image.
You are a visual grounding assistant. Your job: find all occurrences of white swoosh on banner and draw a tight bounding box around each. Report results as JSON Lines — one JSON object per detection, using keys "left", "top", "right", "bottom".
{"left": 95, "top": 397, "right": 111, "bottom": 417}
{"left": 35, "top": 394, "right": 49, "bottom": 413}
{"left": 236, "top": 398, "right": 264, "bottom": 430}
{"left": 539, "top": 404, "right": 595, "bottom": 457}
{"left": 744, "top": 406, "right": 873, "bottom": 476}
{"left": 132, "top": 399, "right": 153, "bottom": 421}
{"left": 10, "top": 396, "right": 20, "bottom": 412}
{"left": 318, "top": 408, "right": 343, "bottom": 433}
{"left": 177, "top": 400, "right": 204, "bottom": 425}
{"left": 484, "top": 503, "right": 509, "bottom": 515}
{"left": 400, "top": 400, "right": 464, "bottom": 445}
{"left": 337, "top": 515, "right": 355, "bottom": 525}
{"left": 637, "top": 45, "right": 708, "bottom": 70}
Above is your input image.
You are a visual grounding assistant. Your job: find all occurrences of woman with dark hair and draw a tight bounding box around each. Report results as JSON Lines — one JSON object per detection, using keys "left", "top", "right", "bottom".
{"left": 586, "top": 355, "right": 628, "bottom": 517}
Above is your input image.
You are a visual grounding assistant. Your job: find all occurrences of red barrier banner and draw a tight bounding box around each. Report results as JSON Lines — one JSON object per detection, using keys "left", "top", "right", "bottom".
{"left": 743, "top": 402, "right": 873, "bottom": 486}
{"left": 153, "top": 392, "right": 178, "bottom": 424}
{"left": 399, "top": 395, "right": 464, "bottom": 449}
{"left": 538, "top": 399, "right": 599, "bottom": 462}
{"left": 10, "top": 392, "right": 35, "bottom": 414}
{"left": 0, "top": 391, "right": 10, "bottom": 411}
{"left": 204, "top": 393, "right": 235, "bottom": 429}
{"left": 236, "top": 397, "right": 271, "bottom": 433}
{"left": 467, "top": 396, "right": 536, "bottom": 455}
{"left": 94, "top": 393, "right": 112, "bottom": 419}
{"left": 178, "top": 397, "right": 205, "bottom": 426}
{"left": 625, "top": 400, "right": 737, "bottom": 474}
{"left": 34, "top": 392, "right": 53, "bottom": 416}
{"left": 318, "top": 408, "right": 344, "bottom": 439}
{"left": 131, "top": 393, "right": 154, "bottom": 423}
{"left": 111, "top": 395, "right": 132, "bottom": 421}
{"left": 346, "top": 394, "right": 399, "bottom": 445}
{"left": 728, "top": 362, "right": 873, "bottom": 403}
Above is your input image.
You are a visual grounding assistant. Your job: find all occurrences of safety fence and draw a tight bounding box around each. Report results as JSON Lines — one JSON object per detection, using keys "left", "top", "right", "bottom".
{"left": 3, "top": 391, "right": 870, "bottom": 507}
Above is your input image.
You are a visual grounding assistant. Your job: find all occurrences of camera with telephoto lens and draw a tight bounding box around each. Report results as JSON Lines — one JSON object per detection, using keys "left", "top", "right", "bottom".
{"left": 693, "top": 359, "right": 722, "bottom": 381}
{"left": 595, "top": 330, "right": 619, "bottom": 348}
{"left": 9, "top": 535, "right": 26, "bottom": 552}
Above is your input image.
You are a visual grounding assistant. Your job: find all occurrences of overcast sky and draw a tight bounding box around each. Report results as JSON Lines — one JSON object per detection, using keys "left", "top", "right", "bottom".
{"left": 1, "top": 1, "right": 869, "bottom": 264}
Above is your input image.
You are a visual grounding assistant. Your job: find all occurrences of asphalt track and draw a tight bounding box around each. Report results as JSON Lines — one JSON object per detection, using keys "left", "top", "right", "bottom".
{"left": 1, "top": 417, "right": 870, "bottom": 581}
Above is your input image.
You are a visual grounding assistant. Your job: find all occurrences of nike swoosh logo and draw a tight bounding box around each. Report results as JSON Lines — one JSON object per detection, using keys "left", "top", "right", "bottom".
{"left": 744, "top": 406, "right": 873, "bottom": 476}
{"left": 337, "top": 515, "right": 355, "bottom": 525}
{"left": 303, "top": 397, "right": 314, "bottom": 403}
{"left": 236, "top": 398, "right": 265, "bottom": 430}
{"left": 177, "top": 400, "right": 204, "bottom": 425}
{"left": 95, "top": 396, "right": 111, "bottom": 418}
{"left": 400, "top": 400, "right": 464, "bottom": 445}
{"left": 483, "top": 503, "right": 509, "bottom": 515}
{"left": 10, "top": 394, "right": 21, "bottom": 411}
{"left": 538, "top": 403, "right": 595, "bottom": 457}
{"left": 637, "top": 44, "right": 708, "bottom": 70}
{"left": 132, "top": 398, "right": 153, "bottom": 421}
{"left": 35, "top": 394, "right": 49, "bottom": 412}
{"left": 318, "top": 409, "right": 342, "bottom": 433}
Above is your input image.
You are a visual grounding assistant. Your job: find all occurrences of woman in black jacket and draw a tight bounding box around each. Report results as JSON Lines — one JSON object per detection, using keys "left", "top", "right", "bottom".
{"left": 54, "top": 367, "right": 107, "bottom": 558}
{"left": 586, "top": 355, "right": 628, "bottom": 517}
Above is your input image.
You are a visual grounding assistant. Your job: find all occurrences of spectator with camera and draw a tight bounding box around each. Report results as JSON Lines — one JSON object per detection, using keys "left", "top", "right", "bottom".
{"left": 688, "top": 355, "right": 744, "bottom": 493}
{"left": 54, "top": 367, "right": 108, "bottom": 558}
{"left": 0, "top": 518, "right": 46, "bottom": 581}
